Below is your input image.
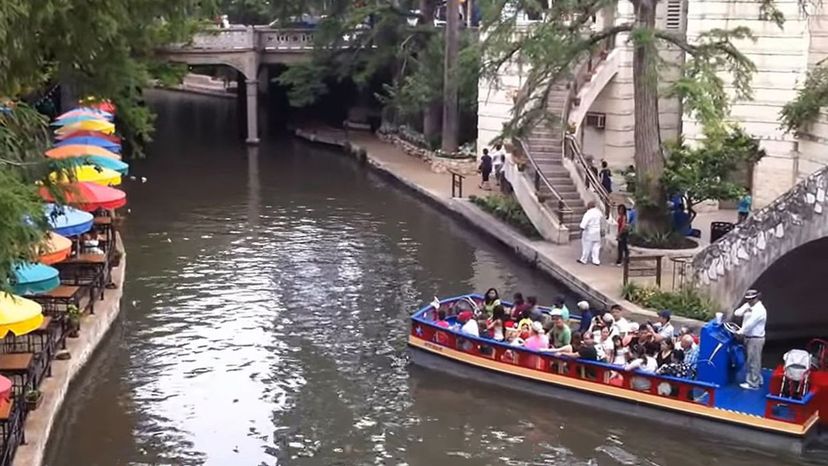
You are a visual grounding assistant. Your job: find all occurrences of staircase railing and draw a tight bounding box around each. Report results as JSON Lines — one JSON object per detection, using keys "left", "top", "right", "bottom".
{"left": 513, "top": 136, "right": 574, "bottom": 225}
{"left": 564, "top": 133, "right": 613, "bottom": 217}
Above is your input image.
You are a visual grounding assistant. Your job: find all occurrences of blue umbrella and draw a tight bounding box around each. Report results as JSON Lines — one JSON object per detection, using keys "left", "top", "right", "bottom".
{"left": 12, "top": 263, "right": 60, "bottom": 295}
{"left": 55, "top": 137, "right": 121, "bottom": 153}
{"left": 51, "top": 114, "right": 108, "bottom": 126}
{"left": 44, "top": 203, "right": 93, "bottom": 237}
{"left": 68, "top": 156, "right": 129, "bottom": 175}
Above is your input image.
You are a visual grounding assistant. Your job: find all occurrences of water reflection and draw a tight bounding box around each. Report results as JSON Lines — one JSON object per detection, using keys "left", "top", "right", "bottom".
{"left": 44, "top": 91, "right": 818, "bottom": 466}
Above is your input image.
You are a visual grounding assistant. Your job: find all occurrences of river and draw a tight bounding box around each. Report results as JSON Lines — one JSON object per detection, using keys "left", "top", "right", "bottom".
{"left": 44, "top": 91, "right": 817, "bottom": 466}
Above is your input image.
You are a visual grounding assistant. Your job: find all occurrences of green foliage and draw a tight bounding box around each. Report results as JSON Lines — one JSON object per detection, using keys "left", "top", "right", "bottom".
{"left": 622, "top": 282, "right": 715, "bottom": 321}
{"left": 781, "top": 64, "right": 828, "bottom": 134}
{"left": 470, "top": 194, "right": 541, "bottom": 239}
{"left": 220, "top": 0, "right": 275, "bottom": 24}
{"left": 628, "top": 231, "right": 697, "bottom": 250}
{"left": 662, "top": 126, "right": 765, "bottom": 208}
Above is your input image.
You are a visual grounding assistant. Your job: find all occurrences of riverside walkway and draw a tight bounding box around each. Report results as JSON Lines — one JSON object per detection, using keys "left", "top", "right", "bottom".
{"left": 296, "top": 127, "right": 733, "bottom": 327}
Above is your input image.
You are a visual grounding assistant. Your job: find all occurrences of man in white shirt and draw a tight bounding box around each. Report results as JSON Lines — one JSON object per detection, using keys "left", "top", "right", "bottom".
{"left": 733, "top": 289, "right": 767, "bottom": 390}
{"left": 578, "top": 201, "right": 603, "bottom": 265}
{"left": 610, "top": 304, "right": 631, "bottom": 336}
{"left": 458, "top": 311, "right": 480, "bottom": 337}
{"left": 653, "top": 310, "right": 674, "bottom": 342}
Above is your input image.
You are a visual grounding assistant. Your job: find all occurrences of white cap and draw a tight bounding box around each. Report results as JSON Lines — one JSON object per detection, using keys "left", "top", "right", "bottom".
{"left": 531, "top": 321, "right": 544, "bottom": 333}
{"left": 577, "top": 301, "right": 589, "bottom": 310}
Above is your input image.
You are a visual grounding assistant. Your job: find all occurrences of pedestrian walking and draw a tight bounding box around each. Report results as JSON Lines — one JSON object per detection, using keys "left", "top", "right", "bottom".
{"left": 578, "top": 201, "right": 603, "bottom": 265}
{"left": 479, "top": 149, "right": 493, "bottom": 190}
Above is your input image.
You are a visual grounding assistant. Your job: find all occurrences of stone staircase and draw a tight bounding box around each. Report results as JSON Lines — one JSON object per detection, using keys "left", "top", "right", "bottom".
{"left": 523, "top": 87, "right": 588, "bottom": 240}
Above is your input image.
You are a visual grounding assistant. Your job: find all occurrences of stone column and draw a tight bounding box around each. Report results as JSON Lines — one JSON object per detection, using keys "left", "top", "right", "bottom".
{"left": 245, "top": 79, "right": 259, "bottom": 144}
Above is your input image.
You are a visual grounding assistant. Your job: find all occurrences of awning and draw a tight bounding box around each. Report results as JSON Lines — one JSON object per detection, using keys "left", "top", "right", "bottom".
{"left": 39, "top": 182, "right": 127, "bottom": 211}
{"left": 37, "top": 233, "right": 72, "bottom": 265}
{"left": 46, "top": 144, "right": 121, "bottom": 160}
{"left": 12, "top": 263, "right": 60, "bottom": 295}
{"left": 55, "top": 136, "right": 120, "bottom": 153}
{"left": 0, "top": 294, "right": 44, "bottom": 338}
{"left": 55, "top": 119, "right": 115, "bottom": 135}
{"left": 50, "top": 165, "right": 122, "bottom": 186}
{"left": 55, "top": 130, "right": 120, "bottom": 144}
{"left": 44, "top": 203, "right": 94, "bottom": 237}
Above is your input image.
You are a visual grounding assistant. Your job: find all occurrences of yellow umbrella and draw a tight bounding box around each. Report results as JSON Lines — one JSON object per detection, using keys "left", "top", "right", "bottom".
{"left": 0, "top": 294, "right": 44, "bottom": 338}
{"left": 50, "top": 165, "right": 122, "bottom": 186}
{"left": 55, "top": 119, "right": 115, "bottom": 135}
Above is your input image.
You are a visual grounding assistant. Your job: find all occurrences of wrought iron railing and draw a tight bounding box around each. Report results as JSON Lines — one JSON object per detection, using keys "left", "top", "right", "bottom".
{"left": 564, "top": 133, "right": 612, "bottom": 217}
{"left": 512, "top": 137, "right": 573, "bottom": 225}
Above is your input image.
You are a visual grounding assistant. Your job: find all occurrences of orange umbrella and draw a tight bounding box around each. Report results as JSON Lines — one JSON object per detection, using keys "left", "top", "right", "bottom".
{"left": 45, "top": 145, "right": 121, "bottom": 160}
{"left": 37, "top": 233, "right": 72, "bottom": 265}
{"left": 39, "top": 182, "right": 127, "bottom": 212}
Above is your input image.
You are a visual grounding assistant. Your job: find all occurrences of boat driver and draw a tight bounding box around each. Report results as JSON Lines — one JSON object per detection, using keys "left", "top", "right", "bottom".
{"left": 733, "top": 289, "right": 767, "bottom": 390}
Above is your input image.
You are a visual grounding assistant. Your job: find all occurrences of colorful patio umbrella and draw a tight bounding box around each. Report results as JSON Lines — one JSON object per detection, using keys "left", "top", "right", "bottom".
{"left": 45, "top": 144, "right": 121, "bottom": 160}
{"left": 55, "top": 130, "right": 120, "bottom": 144}
{"left": 50, "top": 165, "right": 122, "bottom": 186}
{"left": 51, "top": 114, "right": 108, "bottom": 127}
{"left": 37, "top": 233, "right": 72, "bottom": 265}
{"left": 55, "top": 137, "right": 121, "bottom": 153}
{"left": 39, "top": 182, "right": 127, "bottom": 212}
{"left": 0, "top": 376, "right": 11, "bottom": 403}
{"left": 0, "top": 294, "right": 44, "bottom": 338}
{"left": 71, "top": 156, "right": 129, "bottom": 175}
{"left": 12, "top": 263, "right": 60, "bottom": 295}
{"left": 44, "top": 203, "right": 94, "bottom": 237}
{"left": 55, "top": 119, "right": 115, "bottom": 135}
{"left": 56, "top": 108, "right": 113, "bottom": 121}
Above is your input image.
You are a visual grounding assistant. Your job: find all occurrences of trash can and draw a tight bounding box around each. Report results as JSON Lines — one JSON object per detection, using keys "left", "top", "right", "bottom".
{"left": 710, "top": 221, "right": 735, "bottom": 243}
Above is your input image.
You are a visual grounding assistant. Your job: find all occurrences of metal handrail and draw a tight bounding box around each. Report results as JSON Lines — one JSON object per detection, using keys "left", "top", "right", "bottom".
{"left": 512, "top": 136, "right": 573, "bottom": 224}
{"left": 564, "top": 133, "right": 612, "bottom": 216}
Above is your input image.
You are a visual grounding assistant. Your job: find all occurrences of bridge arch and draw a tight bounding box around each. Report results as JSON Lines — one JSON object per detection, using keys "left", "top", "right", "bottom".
{"left": 692, "top": 166, "right": 828, "bottom": 313}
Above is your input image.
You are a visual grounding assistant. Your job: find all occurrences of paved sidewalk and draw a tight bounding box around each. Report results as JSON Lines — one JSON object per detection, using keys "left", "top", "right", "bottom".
{"left": 297, "top": 128, "right": 725, "bottom": 326}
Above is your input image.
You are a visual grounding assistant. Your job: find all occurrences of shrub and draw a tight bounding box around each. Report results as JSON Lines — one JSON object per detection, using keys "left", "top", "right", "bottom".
{"left": 470, "top": 194, "right": 541, "bottom": 239}
{"left": 621, "top": 282, "right": 715, "bottom": 321}
{"left": 629, "top": 231, "right": 698, "bottom": 249}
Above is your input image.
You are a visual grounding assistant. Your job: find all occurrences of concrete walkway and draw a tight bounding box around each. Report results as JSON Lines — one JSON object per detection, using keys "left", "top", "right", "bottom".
{"left": 296, "top": 128, "right": 722, "bottom": 328}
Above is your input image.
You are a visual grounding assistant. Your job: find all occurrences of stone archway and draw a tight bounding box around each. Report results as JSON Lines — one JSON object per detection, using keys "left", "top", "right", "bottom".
{"left": 692, "top": 166, "right": 828, "bottom": 312}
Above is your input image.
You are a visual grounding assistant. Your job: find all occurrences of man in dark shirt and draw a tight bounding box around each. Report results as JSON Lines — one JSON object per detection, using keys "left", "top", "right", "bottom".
{"left": 577, "top": 332, "right": 599, "bottom": 360}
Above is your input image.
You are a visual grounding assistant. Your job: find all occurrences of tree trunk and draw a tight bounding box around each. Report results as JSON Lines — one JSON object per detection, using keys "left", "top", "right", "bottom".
{"left": 421, "top": 0, "right": 442, "bottom": 146}
{"left": 441, "top": 0, "right": 460, "bottom": 153}
{"left": 631, "top": 0, "right": 668, "bottom": 233}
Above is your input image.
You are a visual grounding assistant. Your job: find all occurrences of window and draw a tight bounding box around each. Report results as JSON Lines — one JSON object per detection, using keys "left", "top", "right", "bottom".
{"left": 666, "top": 0, "right": 682, "bottom": 30}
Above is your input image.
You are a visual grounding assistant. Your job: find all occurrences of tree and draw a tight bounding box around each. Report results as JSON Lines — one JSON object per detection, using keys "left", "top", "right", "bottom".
{"left": 481, "top": 0, "right": 776, "bottom": 233}
{"left": 441, "top": 0, "right": 461, "bottom": 152}
{"left": 781, "top": 63, "right": 828, "bottom": 134}
{"left": 662, "top": 126, "right": 766, "bottom": 211}
{"left": 0, "top": 0, "right": 216, "bottom": 293}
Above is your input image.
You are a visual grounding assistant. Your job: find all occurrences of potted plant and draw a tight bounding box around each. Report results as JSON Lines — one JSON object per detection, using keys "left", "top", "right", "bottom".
{"left": 67, "top": 304, "right": 82, "bottom": 338}
{"left": 25, "top": 389, "right": 42, "bottom": 411}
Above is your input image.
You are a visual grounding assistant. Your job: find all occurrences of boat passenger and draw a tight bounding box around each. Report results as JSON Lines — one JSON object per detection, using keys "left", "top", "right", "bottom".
{"left": 552, "top": 331, "right": 598, "bottom": 361}
{"left": 609, "top": 304, "right": 630, "bottom": 335}
{"left": 599, "top": 327, "right": 614, "bottom": 362}
{"left": 625, "top": 344, "right": 657, "bottom": 373}
{"left": 523, "top": 321, "right": 549, "bottom": 351}
{"left": 611, "top": 335, "right": 627, "bottom": 365}
{"left": 552, "top": 296, "right": 570, "bottom": 322}
{"left": 486, "top": 305, "right": 507, "bottom": 341}
{"left": 510, "top": 293, "right": 531, "bottom": 320}
{"left": 458, "top": 311, "right": 479, "bottom": 337}
{"left": 679, "top": 326, "right": 699, "bottom": 345}
{"left": 526, "top": 296, "right": 542, "bottom": 321}
{"left": 679, "top": 334, "right": 699, "bottom": 367}
{"left": 518, "top": 321, "right": 531, "bottom": 340}
{"left": 549, "top": 313, "right": 572, "bottom": 348}
{"left": 656, "top": 349, "right": 695, "bottom": 379}
{"left": 653, "top": 310, "right": 675, "bottom": 342}
{"left": 576, "top": 301, "right": 593, "bottom": 334}
{"left": 505, "top": 327, "right": 524, "bottom": 346}
{"left": 656, "top": 339, "right": 675, "bottom": 368}
{"left": 482, "top": 288, "right": 501, "bottom": 318}
{"left": 436, "top": 309, "right": 450, "bottom": 328}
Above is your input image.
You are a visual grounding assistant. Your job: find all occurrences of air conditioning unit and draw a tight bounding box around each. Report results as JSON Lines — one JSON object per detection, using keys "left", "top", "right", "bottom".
{"left": 586, "top": 112, "right": 606, "bottom": 129}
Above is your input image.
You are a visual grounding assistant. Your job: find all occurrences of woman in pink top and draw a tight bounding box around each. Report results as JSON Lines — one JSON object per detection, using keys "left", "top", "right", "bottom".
{"left": 523, "top": 321, "right": 549, "bottom": 351}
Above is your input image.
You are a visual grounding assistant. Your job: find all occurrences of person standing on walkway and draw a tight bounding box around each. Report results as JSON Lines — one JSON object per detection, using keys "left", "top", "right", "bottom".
{"left": 479, "top": 148, "right": 493, "bottom": 190}
{"left": 578, "top": 201, "right": 603, "bottom": 265}
{"left": 492, "top": 146, "right": 505, "bottom": 186}
{"left": 733, "top": 289, "right": 767, "bottom": 390}
{"left": 737, "top": 189, "right": 752, "bottom": 223}
{"left": 599, "top": 160, "right": 612, "bottom": 194}
{"left": 615, "top": 204, "right": 630, "bottom": 266}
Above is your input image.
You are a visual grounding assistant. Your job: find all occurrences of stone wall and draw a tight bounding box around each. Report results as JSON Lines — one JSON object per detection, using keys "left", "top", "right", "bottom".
{"left": 377, "top": 129, "right": 478, "bottom": 176}
{"left": 691, "top": 165, "right": 828, "bottom": 310}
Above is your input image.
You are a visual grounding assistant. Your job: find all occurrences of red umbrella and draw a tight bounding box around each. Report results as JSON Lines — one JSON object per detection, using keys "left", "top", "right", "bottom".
{"left": 55, "top": 130, "right": 121, "bottom": 144}
{"left": 39, "top": 182, "right": 127, "bottom": 212}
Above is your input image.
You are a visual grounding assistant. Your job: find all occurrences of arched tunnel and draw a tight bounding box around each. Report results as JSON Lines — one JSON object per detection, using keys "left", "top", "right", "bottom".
{"left": 750, "top": 236, "right": 828, "bottom": 344}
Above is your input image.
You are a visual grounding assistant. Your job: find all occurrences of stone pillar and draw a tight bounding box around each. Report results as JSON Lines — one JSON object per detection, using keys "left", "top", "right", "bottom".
{"left": 245, "top": 79, "right": 259, "bottom": 144}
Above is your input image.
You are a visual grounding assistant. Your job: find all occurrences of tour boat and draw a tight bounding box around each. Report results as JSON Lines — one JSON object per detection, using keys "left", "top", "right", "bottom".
{"left": 408, "top": 294, "right": 828, "bottom": 454}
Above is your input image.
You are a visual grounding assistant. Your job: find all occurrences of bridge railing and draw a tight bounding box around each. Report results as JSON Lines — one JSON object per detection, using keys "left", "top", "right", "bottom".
{"left": 255, "top": 28, "right": 316, "bottom": 50}
{"left": 186, "top": 26, "right": 256, "bottom": 50}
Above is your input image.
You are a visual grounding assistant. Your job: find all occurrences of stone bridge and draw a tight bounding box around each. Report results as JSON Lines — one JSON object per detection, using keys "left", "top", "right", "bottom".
{"left": 162, "top": 26, "right": 319, "bottom": 143}
{"left": 692, "top": 165, "right": 828, "bottom": 319}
